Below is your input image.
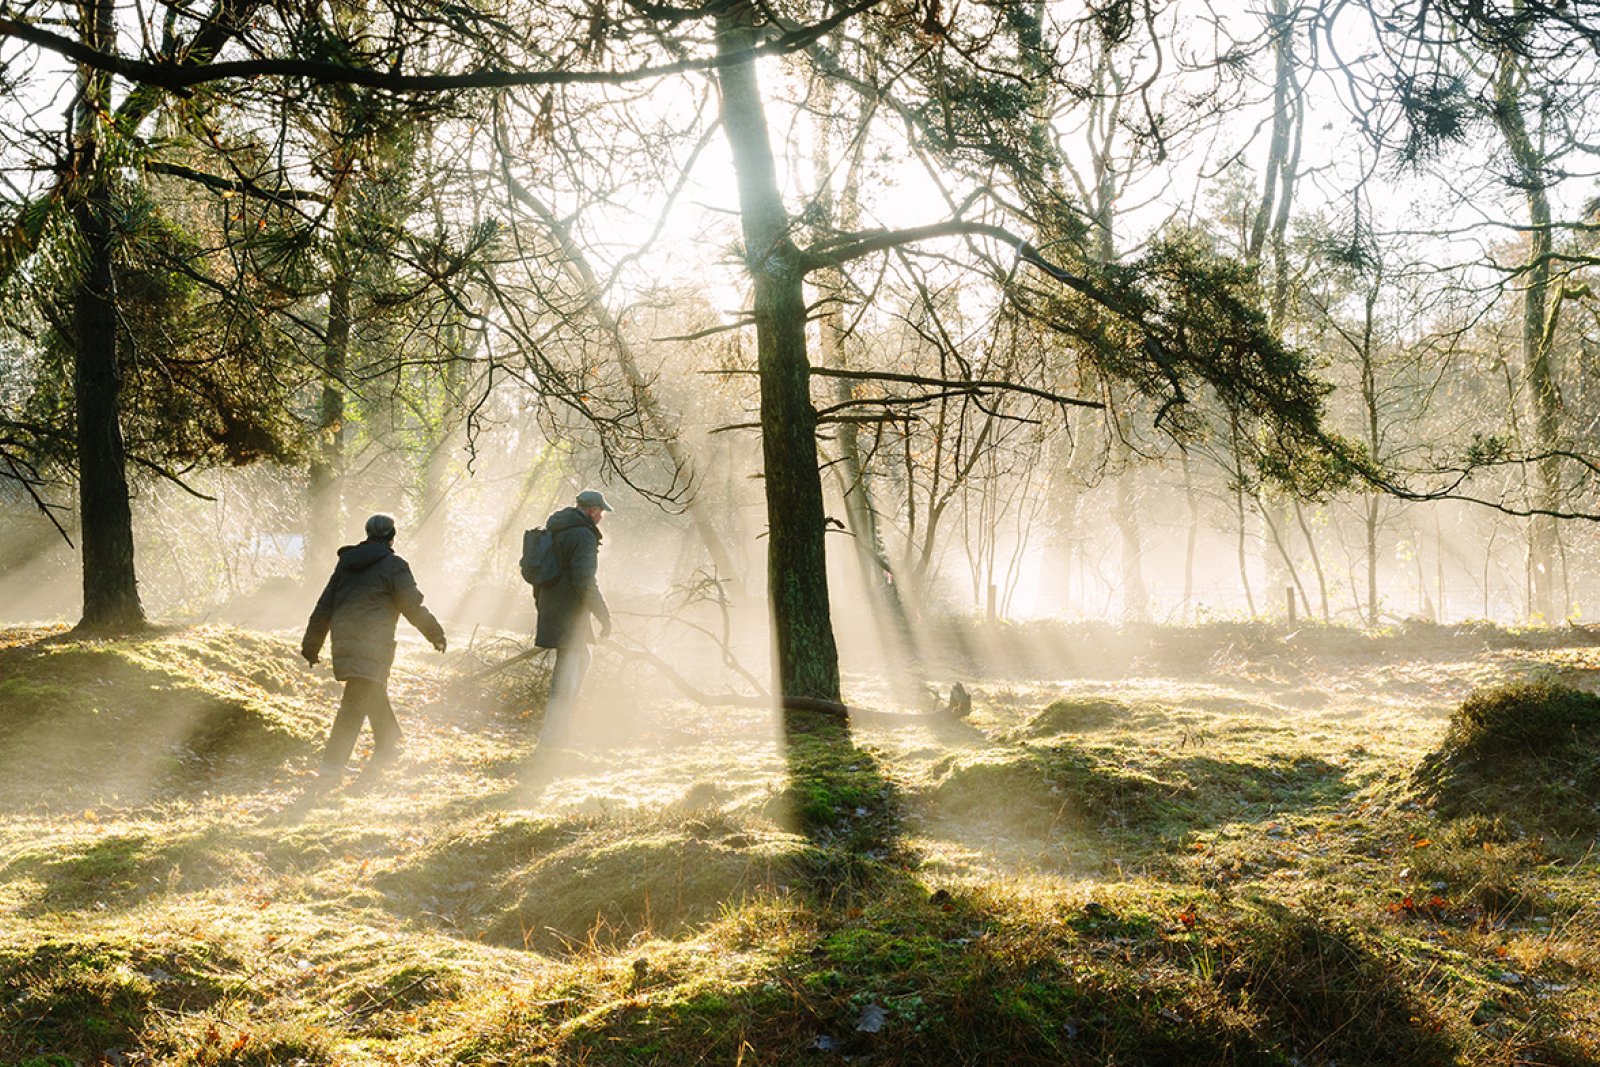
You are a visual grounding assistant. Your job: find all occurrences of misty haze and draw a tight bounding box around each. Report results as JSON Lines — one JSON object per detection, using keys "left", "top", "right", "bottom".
{"left": 2, "top": 1, "right": 1599, "bottom": 1064}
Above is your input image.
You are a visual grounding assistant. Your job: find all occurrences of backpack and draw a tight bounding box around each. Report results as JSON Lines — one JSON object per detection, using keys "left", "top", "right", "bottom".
{"left": 520, "top": 527, "right": 561, "bottom": 588}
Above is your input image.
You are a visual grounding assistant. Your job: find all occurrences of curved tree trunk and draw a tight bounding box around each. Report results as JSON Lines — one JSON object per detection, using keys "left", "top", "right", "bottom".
{"left": 716, "top": 6, "right": 839, "bottom": 702}
{"left": 810, "top": 67, "right": 915, "bottom": 667}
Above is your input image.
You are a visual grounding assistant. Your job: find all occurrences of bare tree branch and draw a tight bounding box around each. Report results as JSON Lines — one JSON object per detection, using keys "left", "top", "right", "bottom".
{"left": 0, "top": 0, "right": 880, "bottom": 92}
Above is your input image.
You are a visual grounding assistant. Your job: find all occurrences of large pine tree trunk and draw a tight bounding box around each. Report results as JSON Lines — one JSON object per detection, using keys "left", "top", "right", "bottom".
{"left": 72, "top": 0, "right": 144, "bottom": 632}
{"left": 716, "top": 6, "right": 839, "bottom": 701}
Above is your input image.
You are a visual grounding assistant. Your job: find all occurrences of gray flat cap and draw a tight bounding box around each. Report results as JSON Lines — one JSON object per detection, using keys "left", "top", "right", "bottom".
{"left": 576, "top": 489, "right": 614, "bottom": 512}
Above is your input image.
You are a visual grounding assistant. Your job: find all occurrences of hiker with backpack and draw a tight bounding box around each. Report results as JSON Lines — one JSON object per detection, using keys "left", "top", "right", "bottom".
{"left": 523, "top": 489, "right": 614, "bottom": 748}
{"left": 301, "top": 513, "right": 448, "bottom": 788}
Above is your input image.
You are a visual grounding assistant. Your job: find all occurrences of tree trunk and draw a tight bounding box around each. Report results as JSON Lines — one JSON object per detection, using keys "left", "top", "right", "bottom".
{"left": 1249, "top": 0, "right": 1298, "bottom": 277}
{"left": 73, "top": 193, "right": 145, "bottom": 631}
{"left": 411, "top": 321, "right": 469, "bottom": 575}
{"left": 1229, "top": 415, "right": 1257, "bottom": 617}
{"left": 1111, "top": 440, "right": 1147, "bottom": 622}
{"left": 307, "top": 264, "right": 349, "bottom": 578}
{"left": 1235, "top": 483, "right": 1256, "bottom": 617}
{"left": 1494, "top": 52, "right": 1563, "bottom": 620}
{"left": 72, "top": 0, "right": 145, "bottom": 632}
{"left": 1180, "top": 446, "right": 1198, "bottom": 622}
{"left": 810, "top": 67, "right": 915, "bottom": 665}
{"left": 1292, "top": 499, "right": 1329, "bottom": 622}
{"left": 1365, "top": 495, "right": 1380, "bottom": 626}
{"left": 716, "top": 7, "right": 839, "bottom": 701}
{"left": 1359, "top": 281, "right": 1381, "bottom": 626}
{"left": 1260, "top": 492, "right": 1311, "bottom": 619}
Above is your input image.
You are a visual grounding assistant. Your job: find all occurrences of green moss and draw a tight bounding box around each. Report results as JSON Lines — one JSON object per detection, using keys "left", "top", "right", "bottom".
{"left": 0, "top": 939, "right": 154, "bottom": 1059}
{"left": 2, "top": 622, "right": 1598, "bottom": 1066}
{"left": 1445, "top": 681, "right": 1600, "bottom": 756}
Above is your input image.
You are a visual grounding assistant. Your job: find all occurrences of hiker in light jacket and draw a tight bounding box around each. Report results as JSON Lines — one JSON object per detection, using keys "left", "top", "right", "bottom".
{"left": 301, "top": 513, "right": 447, "bottom": 784}
{"left": 533, "top": 489, "right": 613, "bottom": 746}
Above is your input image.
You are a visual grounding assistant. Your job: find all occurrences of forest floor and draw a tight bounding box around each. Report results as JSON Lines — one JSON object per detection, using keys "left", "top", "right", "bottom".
{"left": 0, "top": 620, "right": 1598, "bottom": 1066}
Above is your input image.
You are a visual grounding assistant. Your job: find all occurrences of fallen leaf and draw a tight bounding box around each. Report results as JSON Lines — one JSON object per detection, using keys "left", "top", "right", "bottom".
{"left": 856, "top": 1002, "right": 888, "bottom": 1033}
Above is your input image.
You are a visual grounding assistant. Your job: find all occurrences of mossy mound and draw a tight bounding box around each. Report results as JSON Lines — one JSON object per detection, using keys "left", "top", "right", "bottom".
{"left": 1414, "top": 682, "right": 1600, "bottom": 833}
{"left": 0, "top": 626, "right": 325, "bottom": 806}
{"left": 382, "top": 812, "right": 802, "bottom": 953}
{"left": 919, "top": 747, "right": 1189, "bottom": 840}
{"left": 487, "top": 830, "right": 794, "bottom": 951}
{"left": 1023, "top": 697, "right": 1140, "bottom": 736}
{"left": 920, "top": 754, "right": 1065, "bottom": 836}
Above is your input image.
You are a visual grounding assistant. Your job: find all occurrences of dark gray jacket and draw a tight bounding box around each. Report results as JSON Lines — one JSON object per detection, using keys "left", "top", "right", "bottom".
{"left": 534, "top": 507, "right": 611, "bottom": 649}
{"left": 302, "top": 539, "right": 445, "bottom": 682}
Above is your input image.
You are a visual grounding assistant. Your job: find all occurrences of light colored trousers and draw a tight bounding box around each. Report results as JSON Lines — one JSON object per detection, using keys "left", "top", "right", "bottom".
{"left": 540, "top": 643, "right": 592, "bottom": 747}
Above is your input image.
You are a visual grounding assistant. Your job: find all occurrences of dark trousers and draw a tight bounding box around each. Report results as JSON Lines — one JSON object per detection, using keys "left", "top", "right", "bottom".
{"left": 321, "top": 677, "right": 400, "bottom": 773}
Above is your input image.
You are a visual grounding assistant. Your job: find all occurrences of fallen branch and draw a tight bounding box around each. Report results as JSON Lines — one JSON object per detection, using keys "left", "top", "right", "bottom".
{"left": 457, "top": 645, "right": 545, "bottom": 682}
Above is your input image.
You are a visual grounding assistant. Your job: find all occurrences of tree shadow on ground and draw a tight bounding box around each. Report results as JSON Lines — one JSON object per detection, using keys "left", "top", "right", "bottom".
{"left": 902, "top": 742, "right": 1357, "bottom": 871}
{"left": 437, "top": 863, "right": 1464, "bottom": 1066}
